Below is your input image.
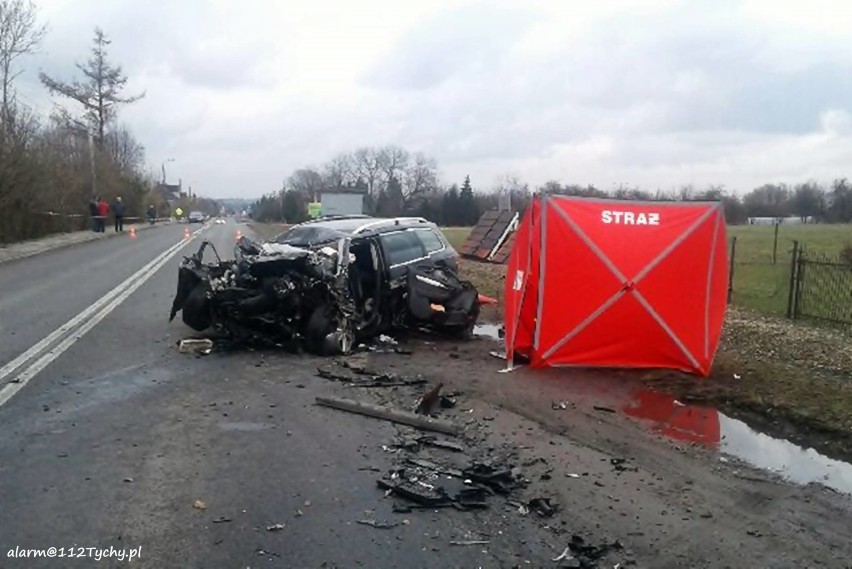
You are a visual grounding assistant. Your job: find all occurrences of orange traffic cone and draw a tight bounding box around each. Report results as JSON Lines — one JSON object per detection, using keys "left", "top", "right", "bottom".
{"left": 129, "top": 226, "right": 137, "bottom": 239}
{"left": 183, "top": 227, "right": 190, "bottom": 240}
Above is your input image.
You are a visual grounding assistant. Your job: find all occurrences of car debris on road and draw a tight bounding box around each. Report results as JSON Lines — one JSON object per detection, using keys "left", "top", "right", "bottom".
{"left": 177, "top": 338, "right": 214, "bottom": 355}
{"left": 355, "top": 519, "right": 400, "bottom": 529}
{"left": 315, "top": 395, "right": 460, "bottom": 436}
{"left": 316, "top": 361, "right": 427, "bottom": 388}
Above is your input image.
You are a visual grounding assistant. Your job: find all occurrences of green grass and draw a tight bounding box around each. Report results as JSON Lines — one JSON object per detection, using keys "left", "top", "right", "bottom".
{"left": 442, "top": 224, "right": 852, "bottom": 317}
{"left": 441, "top": 227, "right": 471, "bottom": 251}
{"left": 728, "top": 224, "right": 852, "bottom": 315}
{"left": 248, "top": 222, "right": 290, "bottom": 241}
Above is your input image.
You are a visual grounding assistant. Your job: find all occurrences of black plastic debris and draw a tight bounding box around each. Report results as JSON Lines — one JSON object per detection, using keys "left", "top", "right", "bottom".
{"left": 462, "top": 462, "right": 525, "bottom": 494}
{"left": 559, "top": 535, "right": 624, "bottom": 569}
{"left": 593, "top": 406, "right": 616, "bottom": 413}
{"left": 439, "top": 395, "right": 457, "bottom": 409}
{"left": 406, "top": 458, "right": 464, "bottom": 478}
{"left": 610, "top": 458, "right": 638, "bottom": 473}
{"left": 419, "top": 436, "right": 465, "bottom": 453}
{"left": 377, "top": 456, "right": 524, "bottom": 511}
{"left": 316, "top": 363, "right": 427, "bottom": 388}
{"left": 415, "top": 383, "right": 444, "bottom": 415}
{"left": 377, "top": 478, "right": 453, "bottom": 508}
{"left": 528, "top": 497, "right": 559, "bottom": 518}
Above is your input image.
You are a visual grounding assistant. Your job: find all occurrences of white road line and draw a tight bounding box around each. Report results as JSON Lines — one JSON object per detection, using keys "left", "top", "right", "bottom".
{"left": 0, "top": 226, "right": 205, "bottom": 408}
{"left": 0, "top": 241, "right": 179, "bottom": 383}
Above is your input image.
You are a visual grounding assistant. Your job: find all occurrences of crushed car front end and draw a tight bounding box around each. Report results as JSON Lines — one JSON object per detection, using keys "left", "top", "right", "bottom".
{"left": 169, "top": 227, "right": 482, "bottom": 354}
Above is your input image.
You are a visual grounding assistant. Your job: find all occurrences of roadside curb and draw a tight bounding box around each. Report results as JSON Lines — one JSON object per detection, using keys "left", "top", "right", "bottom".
{"left": 0, "top": 222, "right": 176, "bottom": 267}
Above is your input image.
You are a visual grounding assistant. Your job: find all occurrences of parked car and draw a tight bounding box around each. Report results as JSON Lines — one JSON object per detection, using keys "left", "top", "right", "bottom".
{"left": 169, "top": 216, "right": 479, "bottom": 355}
{"left": 188, "top": 211, "right": 205, "bottom": 224}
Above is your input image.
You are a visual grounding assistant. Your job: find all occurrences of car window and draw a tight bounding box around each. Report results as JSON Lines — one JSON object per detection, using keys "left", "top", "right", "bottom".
{"left": 415, "top": 229, "right": 445, "bottom": 253}
{"left": 379, "top": 231, "right": 426, "bottom": 266}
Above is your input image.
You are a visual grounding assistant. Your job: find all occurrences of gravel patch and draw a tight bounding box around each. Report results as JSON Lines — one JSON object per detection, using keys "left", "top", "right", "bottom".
{"left": 722, "top": 308, "right": 852, "bottom": 380}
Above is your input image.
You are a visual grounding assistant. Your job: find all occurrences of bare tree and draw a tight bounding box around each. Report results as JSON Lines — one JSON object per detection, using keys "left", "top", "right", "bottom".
{"left": 353, "top": 147, "right": 382, "bottom": 200}
{"left": 323, "top": 152, "right": 354, "bottom": 188}
{"left": 377, "top": 145, "right": 409, "bottom": 189}
{"left": 288, "top": 168, "right": 324, "bottom": 201}
{"left": 40, "top": 27, "right": 144, "bottom": 147}
{"left": 401, "top": 152, "right": 437, "bottom": 203}
{"left": 0, "top": 0, "right": 45, "bottom": 133}
{"left": 492, "top": 174, "right": 528, "bottom": 195}
{"left": 104, "top": 124, "right": 144, "bottom": 175}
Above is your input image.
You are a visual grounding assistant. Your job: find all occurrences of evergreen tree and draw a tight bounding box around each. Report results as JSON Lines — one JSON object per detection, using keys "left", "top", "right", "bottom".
{"left": 459, "top": 175, "right": 477, "bottom": 225}
{"left": 442, "top": 184, "right": 460, "bottom": 226}
{"left": 40, "top": 28, "right": 144, "bottom": 147}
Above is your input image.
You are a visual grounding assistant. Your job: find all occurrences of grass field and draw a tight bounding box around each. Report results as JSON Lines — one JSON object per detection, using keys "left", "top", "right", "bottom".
{"left": 445, "top": 223, "right": 852, "bottom": 316}
{"left": 727, "top": 224, "right": 852, "bottom": 315}
{"left": 441, "top": 227, "right": 472, "bottom": 251}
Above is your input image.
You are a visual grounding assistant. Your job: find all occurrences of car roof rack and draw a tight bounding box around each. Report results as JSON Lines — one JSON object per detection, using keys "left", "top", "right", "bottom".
{"left": 290, "top": 214, "right": 371, "bottom": 227}
{"left": 353, "top": 217, "right": 430, "bottom": 234}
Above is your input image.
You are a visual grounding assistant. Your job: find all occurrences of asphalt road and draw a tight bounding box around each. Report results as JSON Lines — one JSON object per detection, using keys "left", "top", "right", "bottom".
{"left": 0, "top": 219, "right": 538, "bottom": 569}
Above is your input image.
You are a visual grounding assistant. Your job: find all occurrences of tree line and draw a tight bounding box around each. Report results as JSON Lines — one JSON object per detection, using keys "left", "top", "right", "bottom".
{"left": 0, "top": 0, "right": 155, "bottom": 244}
{"left": 252, "top": 147, "right": 852, "bottom": 226}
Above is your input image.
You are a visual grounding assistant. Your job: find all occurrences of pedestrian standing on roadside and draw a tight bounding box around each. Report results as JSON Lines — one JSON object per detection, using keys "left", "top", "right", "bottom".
{"left": 97, "top": 197, "right": 109, "bottom": 232}
{"left": 112, "top": 196, "right": 125, "bottom": 232}
{"left": 89, "top": 196, "right": 99, "bottom": 232}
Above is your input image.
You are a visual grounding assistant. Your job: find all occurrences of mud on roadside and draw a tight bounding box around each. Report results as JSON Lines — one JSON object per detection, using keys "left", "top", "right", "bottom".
{"left": 459, "top": 258, "right": 852, "bottom": 464}
{"left": 295, "top": 331, "right": 852, "bottom": 567}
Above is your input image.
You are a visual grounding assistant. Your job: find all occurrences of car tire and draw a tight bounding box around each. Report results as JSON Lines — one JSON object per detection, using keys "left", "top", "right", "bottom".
{"left": 304, "top": 303, "right": 336, "bottom": 355}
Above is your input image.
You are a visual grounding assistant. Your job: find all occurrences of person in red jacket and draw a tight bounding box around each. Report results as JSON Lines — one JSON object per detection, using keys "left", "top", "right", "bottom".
{"left": 96, "top": 197, "right": 109, "bottom": 233}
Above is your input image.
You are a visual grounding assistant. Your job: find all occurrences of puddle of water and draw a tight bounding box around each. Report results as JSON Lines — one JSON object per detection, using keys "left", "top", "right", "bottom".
{"left": 624, "top": 389, "right": 852, "bottom": 495}
{"left": 624, "top": 390, "right": 719, "bottom": 447}
{"left": 474, "top": 323, "right": 503, "bottom": 340}
{"left": 719, "top": 415, "right": 852, "bottom": 494}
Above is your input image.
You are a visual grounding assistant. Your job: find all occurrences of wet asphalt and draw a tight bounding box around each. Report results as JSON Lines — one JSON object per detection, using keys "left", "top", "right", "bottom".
{"left": 0, "top": 219, "right": 534, "bottom": 568}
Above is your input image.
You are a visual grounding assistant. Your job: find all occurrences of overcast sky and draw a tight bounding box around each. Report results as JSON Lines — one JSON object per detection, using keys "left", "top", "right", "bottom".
{"left": 16, "top": 0, "right": 852, "bottom": 198}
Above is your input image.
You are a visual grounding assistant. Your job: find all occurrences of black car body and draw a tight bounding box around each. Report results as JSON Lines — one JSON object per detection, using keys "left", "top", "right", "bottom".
{"left": 169, "top": 216, "right": 480, "bottom": 354}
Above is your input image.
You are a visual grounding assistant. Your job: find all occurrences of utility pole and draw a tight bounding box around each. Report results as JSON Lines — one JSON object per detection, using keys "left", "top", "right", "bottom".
{"left": 88, "top": 131, "right": 97, "bottom": 199}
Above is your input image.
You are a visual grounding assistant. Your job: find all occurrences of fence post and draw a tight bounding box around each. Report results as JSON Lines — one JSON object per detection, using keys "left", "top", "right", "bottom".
{"left": 772, "top": 222, "right": 779, "bottom": 264}
{"left": 786, "top": 240, "right": 799, "bottom": 319}
{"left": 727, "top": 236, "right": 737, "bottom": 303}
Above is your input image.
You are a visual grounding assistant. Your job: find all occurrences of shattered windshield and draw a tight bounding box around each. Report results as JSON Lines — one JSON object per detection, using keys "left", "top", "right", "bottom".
{"left": 273, "top": 226, "right": 348, "bottom": 247}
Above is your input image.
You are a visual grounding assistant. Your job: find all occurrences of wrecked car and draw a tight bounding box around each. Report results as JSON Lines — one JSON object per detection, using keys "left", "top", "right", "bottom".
{"left": 169, "top": 216, "right": 482, "bottom": 354}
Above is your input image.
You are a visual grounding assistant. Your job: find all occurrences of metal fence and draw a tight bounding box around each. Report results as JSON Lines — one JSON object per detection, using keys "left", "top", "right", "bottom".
{"left": 788, "top": 242, "right": 852, "bottom": 325}
{"left": 726, "top": 235, "right": 798, "bottom": 315}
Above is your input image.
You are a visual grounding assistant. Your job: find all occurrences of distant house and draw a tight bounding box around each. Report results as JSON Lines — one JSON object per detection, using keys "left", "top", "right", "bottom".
{"left": 747, "top": 216, "right": 815, "bottom": 225}
{"left": 155, "top": 182, "right": 183, "bottom": 205}
{"left": 320, "top": 186, "right": 366, "bottom": 216}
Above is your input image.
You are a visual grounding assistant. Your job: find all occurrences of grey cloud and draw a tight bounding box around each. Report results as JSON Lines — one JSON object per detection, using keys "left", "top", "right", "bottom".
{"left": 363, "top": 3, "right": 537, "bottom": 91}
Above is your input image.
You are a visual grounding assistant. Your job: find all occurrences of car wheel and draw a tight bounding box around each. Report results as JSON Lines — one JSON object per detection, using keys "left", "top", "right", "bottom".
{"left": 304, "top": 303, "right": 335, "bottom": 355}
